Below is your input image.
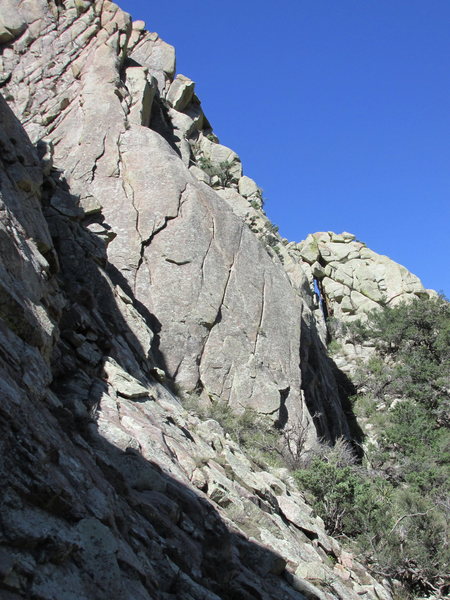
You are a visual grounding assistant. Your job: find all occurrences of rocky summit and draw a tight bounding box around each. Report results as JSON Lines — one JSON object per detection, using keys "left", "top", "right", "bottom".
{"left": 0, "top": 2, "right": 434, "bottom": 600}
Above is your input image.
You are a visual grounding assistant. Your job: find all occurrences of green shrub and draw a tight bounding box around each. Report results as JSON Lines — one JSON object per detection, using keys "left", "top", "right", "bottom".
{"left": 327, "top": 339, "right": 342, "bottom": 355}
{"left": 295, "top": 454, "right": 449, "bottom": 596}
{"left": 330, "top": 295, "right": 450, "bottom": 597}
{"left": 265, "top": 222, "right": 279, "bottom": 235}
{"left": 352, "top": 393, "right": 377, "bottom": 419}
{"left": 295, "top": 458, "right": 367, "bottom": 535}
{"left": 197, "top": 156, "right": 236, "bottom": 187}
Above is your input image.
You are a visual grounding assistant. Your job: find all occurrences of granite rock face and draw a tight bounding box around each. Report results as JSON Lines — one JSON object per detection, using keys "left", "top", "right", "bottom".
{"left": 297, "top": 231, "right": 429, "bottom": 322}
{"left": 0, "top": 1, "right": 424, "bottom": 598}
{"left": 1, "top": 0, "right": 352, "bottom": 443}
{"left": 0, "top": 90, "right": 390, "bottom": 600}
{"left": 297, "top": 231, "right": 432, "bottom": 373}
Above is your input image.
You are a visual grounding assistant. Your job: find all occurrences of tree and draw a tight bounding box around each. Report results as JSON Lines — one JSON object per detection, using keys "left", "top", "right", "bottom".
{"left": 298, "top": 295, "right": 450, "bottom": 598}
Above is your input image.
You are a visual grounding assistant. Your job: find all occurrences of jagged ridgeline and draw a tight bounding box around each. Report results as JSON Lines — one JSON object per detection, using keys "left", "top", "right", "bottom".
{"left": 0, "top": 2, "right": 447, "bottom": 600}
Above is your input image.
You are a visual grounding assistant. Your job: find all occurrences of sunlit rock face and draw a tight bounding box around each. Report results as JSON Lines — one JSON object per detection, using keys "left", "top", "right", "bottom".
{"left": 0, "top": 2, "right": 422, "bottom": 598}
{"left": 298, "top": 231, "right": 429, "bottom": 321}
{"left": 1, "top": 0, "right": 354, "bottom": 443}
{"left": 297, "top": 231, "right": 432, "bottom": 373}
{"left": 0, "top": 89, "right": 391, "bottom": 600}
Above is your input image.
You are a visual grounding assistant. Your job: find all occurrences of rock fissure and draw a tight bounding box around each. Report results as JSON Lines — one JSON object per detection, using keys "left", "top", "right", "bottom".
{"left": 91, "top": 132, "right": 107, "bottom": 182}
{"left": 253, "top": 274, "right": 266, "bottom": 356}
{"left": 199, "top": 215, "right": 215, "bottom": 287}
{"left": 135, "top": 181, "right": 189, "bottom": 277}
{"left": 200, "top": 221, "right": 245, "bottom": 350}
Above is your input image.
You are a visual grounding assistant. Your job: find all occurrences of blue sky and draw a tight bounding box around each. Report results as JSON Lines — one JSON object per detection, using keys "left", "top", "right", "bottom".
{"left": 119, "top": 0, "right": 449, "bottom": 296}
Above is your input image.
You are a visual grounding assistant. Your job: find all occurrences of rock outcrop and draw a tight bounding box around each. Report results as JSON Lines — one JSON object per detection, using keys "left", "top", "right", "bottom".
{"left": 296, "top": 232, "right": 432, "bottom": 373}
{"left": 298, "top": 231, "right": 430, "bottom": 323}
{"left": 0, "top": 0, "right": 354, "bottom": 443}
{"left": 0, "top": 1, "right": 427, "bottom": 599}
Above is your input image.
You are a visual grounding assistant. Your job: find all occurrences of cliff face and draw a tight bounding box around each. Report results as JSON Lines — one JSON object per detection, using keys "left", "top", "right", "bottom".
{"left": 0, "top": 94, "right": 388, "bottom": 600}
{"left": 0, "top": 2, "right": 429, "bottom": 599}
{"left": 0, "top": 0, "right": 354, "bottom": 444}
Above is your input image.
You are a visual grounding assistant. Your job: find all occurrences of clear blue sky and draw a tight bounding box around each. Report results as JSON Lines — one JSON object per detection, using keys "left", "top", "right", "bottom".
{"left": 119, "top": 0, "right": 449, "bottom": 296}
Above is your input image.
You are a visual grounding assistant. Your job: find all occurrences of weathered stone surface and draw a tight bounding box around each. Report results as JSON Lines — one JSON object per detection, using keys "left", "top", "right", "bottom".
{"left": 297, "top": 231, "right": 433, "bottom": 374}
{"left": 189, "top": 164, "right": 210, "bottom": 184}
{"left": 0, "top": 0, "right": 26, "bottom": 43}
{"left": 298, "top": 233, "right": 320, "bottom": 264}
{"left": 103, "top": 358, "right": 150, "bottom": 398}
{"left": 129, "top": 29, "right": 175, "bottom": 94}
{"left": 238, "top": 174, "right": 261, "bottom": 199}
{"left": 166, "top": 73, "right": 195, "bottom": 111}
{"left": 198, "top": 135, "right": 243, "bottom": 182}
{"left": 298, "top": 232, "right": 430, "bottom": 326}
{"left": 0, "top": 3, "right": 407, "bottom": 599}
{"left": 1, "top": 0, "right": 349, "bottom": 442}
{"left": 0, "top": 97, "right": 57, "bottom": 361}
{"left": 125, "top": 65, "right": 155, "bottom": 126}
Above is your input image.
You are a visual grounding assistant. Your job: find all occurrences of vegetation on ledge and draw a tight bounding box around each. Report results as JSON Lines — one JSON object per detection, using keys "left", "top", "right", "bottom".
{"left": 297, "top": 296, "right": 450, "bottom": 599}
{"left": 181, "top": 296, "right": 449, "bottom": 599}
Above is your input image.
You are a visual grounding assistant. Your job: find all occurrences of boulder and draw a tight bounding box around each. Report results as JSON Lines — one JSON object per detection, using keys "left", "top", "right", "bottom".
{"left": 103, "top": 359, "right": 150, "bottom": 399}
{"left": 0, "top": 0, "right": 26, "bottom": 43}
{"left": 238, "top": 175, "right": 261, "bottom": 199}
{"left": 166, "top": 74, "right": 195, "bottom": 111}
{"left": 125, "top": 66, "right": 155, "bottom": 126}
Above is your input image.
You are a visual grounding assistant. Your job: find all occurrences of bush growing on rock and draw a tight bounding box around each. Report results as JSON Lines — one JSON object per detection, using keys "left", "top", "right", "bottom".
{"left": 182, "top": 394, "right": 284, "bottom": 467}
{"left": 180, "top": 296, "right": 449, "bottom": 598}
{"left": 197, "top": 156, "right": 236, "bottom": 188}
{"left": 297, "top": 295, "right": 450, "bottom": 599}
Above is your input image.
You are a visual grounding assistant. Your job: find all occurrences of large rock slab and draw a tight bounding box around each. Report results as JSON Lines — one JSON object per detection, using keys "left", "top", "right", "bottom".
{"left": 1, "top": 0, "right": 352, "bottom": 443}
{"left": 166, "top": 73, "right": 195, "bottom": 111}
{"left": 0, "top": 0, "right": 26, "bottom": 43}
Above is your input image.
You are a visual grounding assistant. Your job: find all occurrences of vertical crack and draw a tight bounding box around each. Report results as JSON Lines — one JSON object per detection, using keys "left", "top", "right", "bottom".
{"left": 134, "top": 182, "right": 189, "bottom": 292}
{"left": 197, "top": 224, "right": 245, "bottom": 394}
{"left": 199, "top": 216, "right": 215, "bottom": 287}
{"left": 253, "top": 274, "right": 266, "bottom": 355}
{"left": 314, "top": 276, "right": 331, "bottom": 320}
{"left": 90, "top": 133, "right": 107, "bottom": 182}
